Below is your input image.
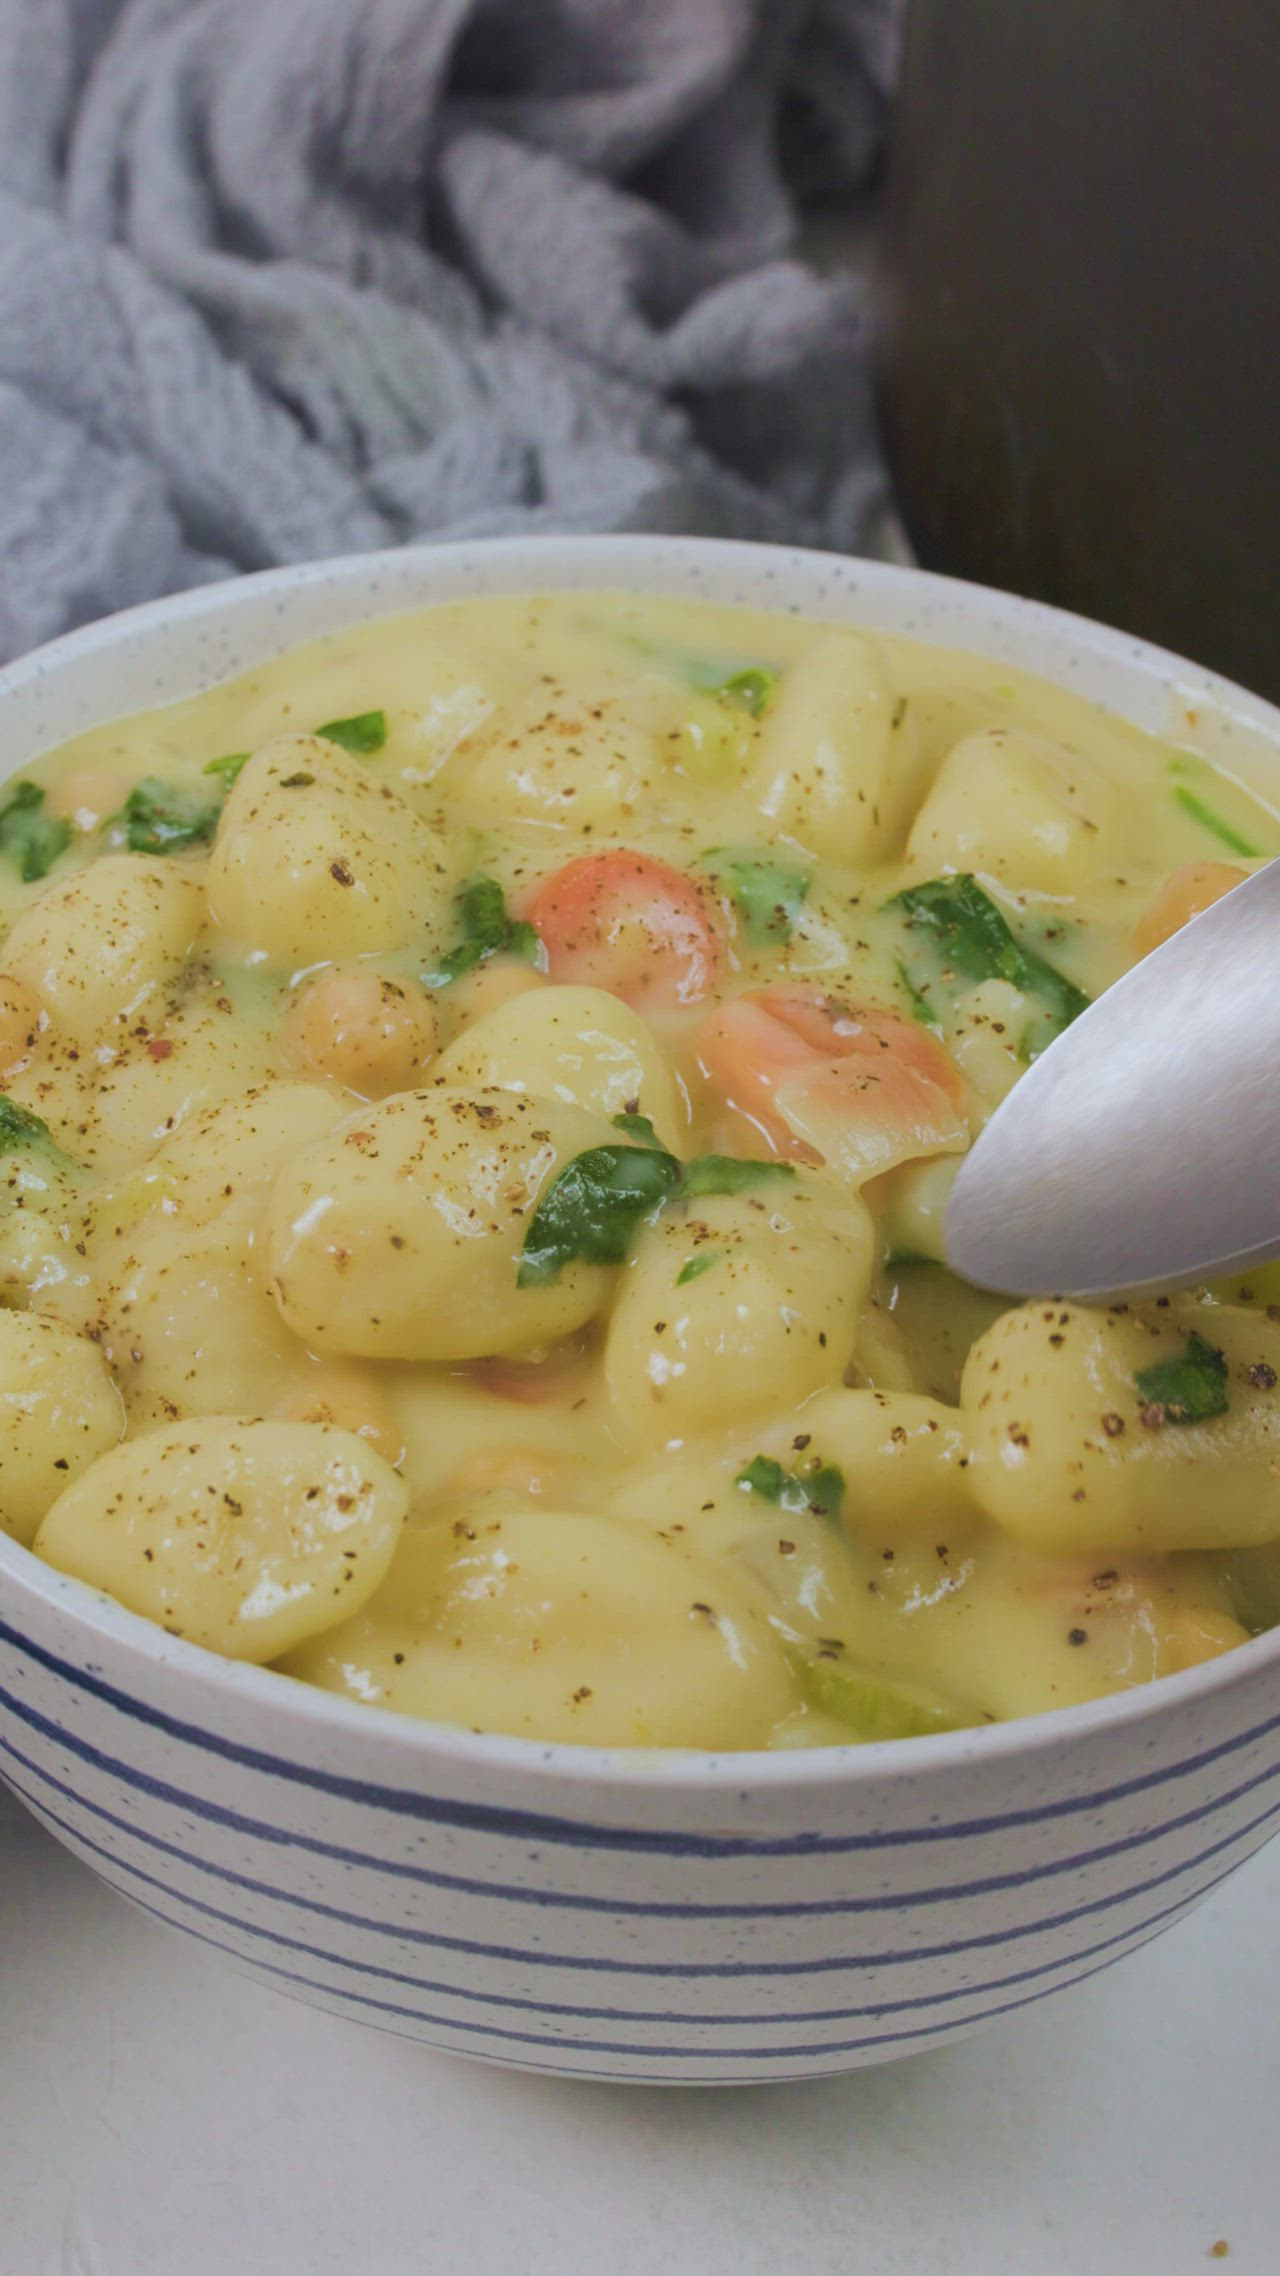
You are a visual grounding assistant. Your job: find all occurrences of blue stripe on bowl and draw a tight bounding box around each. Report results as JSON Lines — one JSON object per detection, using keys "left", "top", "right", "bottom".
{"left": 2, "top": 1666, "right": 1278, "bottom": 1919}
{"left": 4, "top": 1617, "right": 1280, "bottom": 1859}
{"left": 7, "top": 1802, "right": 1219, "bottom": 2066}
{"left": 5, "top": 1762, "right": 1237, "bottom": 2027}
{"left": 4, "top": 1725, "right": 1278, "bottom": 1979}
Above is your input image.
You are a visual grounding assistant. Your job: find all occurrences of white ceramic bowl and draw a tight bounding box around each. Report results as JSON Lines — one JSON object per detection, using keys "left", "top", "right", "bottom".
{"left": 2, "top": 537, "right": 1280, "bottom": 2087}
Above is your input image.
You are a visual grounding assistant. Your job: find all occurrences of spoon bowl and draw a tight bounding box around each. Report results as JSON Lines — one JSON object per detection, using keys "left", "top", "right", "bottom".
{"left": 945, "top": 859, "right": 1280, "bottom": 1301}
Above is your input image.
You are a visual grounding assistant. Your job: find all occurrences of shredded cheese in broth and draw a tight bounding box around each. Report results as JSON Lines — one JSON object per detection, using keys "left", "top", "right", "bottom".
{"left": 5, "top": 590, "right": 1279, "bottom": 1748}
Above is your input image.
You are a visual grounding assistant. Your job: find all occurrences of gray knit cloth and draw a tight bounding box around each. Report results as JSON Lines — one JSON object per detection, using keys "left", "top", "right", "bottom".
{"left": 0, "top": 0, "right": 900, "bottom": 664}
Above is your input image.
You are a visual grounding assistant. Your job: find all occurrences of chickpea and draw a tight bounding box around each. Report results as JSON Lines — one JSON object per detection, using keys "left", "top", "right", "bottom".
{"left": 274, "top": 1363, "right": 405, "bottom": 1467}
{"left": 45, "top": 768, "right": 127, "bottom": 833}
{"left": 0, "top": 976, "right": 43, "bottom": 1073}
{"left": 281, "top": 967, "right": 437, "bottom": 1097}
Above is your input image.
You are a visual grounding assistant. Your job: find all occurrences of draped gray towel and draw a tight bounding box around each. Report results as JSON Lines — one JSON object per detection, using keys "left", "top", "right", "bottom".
{"left": 0, "top": 0, "right": 900, "bottom": 663}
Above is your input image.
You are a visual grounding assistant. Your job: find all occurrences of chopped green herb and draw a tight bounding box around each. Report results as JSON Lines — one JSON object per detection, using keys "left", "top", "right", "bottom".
{"left": 279, "top": 771, "right": 315, "bottom": 789}
{"left": 425, "top": 876, "right": 542, "bottom": 987}
{"left": 676, "top": 1252, "right": 718, "bottom": 1287}
{"left": 793, "top": 1649, "right": 976, "bottom": 1740}
{"left": 202, "top": 752, "right": 250, "bottom": 786}
{"left": 517, "top": 1144, "right": 682, "bottom": 1287}
{"left": 1133, "top": 1330, "right": 1230, "bottom": 1424}
{"left": 504, "top": 919, "right": 542, "bottom": 966}
{"left": 710, "top": 667, "right": 777, "bottom": 717}
{"left": 735, "top": 1453, "right": 845, "bottom": 1521}
{"left": 120, "top": 778, "right": 221, "bottom": 855}
{"left": 0, "top": 1096, "right": 55, "bottom": 1152}
{"left": 315, "top": 709, "right": 388, "bottom": 756}
{"left": 611, "top": 1112, "right": 665, "bottom": 1150}
{"left": 890, "top": 872, "right": 1089, "bottom": 1055}
{"left": 519, "top": 1133, "right": 795, "bottom": 1284}
{"left": 1172, "top": 785, "right": 1260, "bottom": 858}
{"left": 0, "top": 1093, "right": 81, "bottom": 1187}
{"left": 895, "top": 956, "right": 942, "bottom": 1035}
{"left": 702, "top": 846, "right": 811, "bottom": 945}
{"left": 0, "top": 782, "right": 71, "bottom": 883}
{"left": 682, "top": 1156, "right": 796, "bottom": 1199}
{"left": 627, "top": 635, "right": 778, "bottom": 703}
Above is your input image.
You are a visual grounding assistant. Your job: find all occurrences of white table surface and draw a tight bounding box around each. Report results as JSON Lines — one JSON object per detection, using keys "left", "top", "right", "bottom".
{"left": 1, "top": 1777, "right": 1276, "bottom": 2276}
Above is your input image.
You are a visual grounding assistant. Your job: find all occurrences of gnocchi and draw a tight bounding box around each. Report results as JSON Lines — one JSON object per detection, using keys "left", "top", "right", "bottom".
{"left": 35, "top": 1417, "right": 407, "bottom": 1660}
{"left": 266, "top": 1088, "right": 615, "bottom": 1361}
{"left": 0, "top": 585, "right": 1271, "bottom": 1748}
{"left": 208, "top": 736, "right": 451, "bottom": 965}
{"left": 0, "top": 1312, "right": 123, "bottom": 1545}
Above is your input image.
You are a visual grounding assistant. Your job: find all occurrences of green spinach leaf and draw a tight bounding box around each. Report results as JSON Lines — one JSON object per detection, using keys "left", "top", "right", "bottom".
{"left": 519, "top": 1132, "right": 796, "bottom": 1285}
{"left": 0, "top": 1096, "right": 55, "bottom": 1152}
{"left": 315, "top": 709, "right": 388, "bottom": 756}
{"left": 890, "top": 872, "right": 1089, "bottom": 1054}
{"left": 426, "top": 876, "right": 543, "bottom": 987}
{"left": 121, "top": 778, "right": 221, "bottom": 855}
{"left": 202, "top": 752, "right": 250, "bottom": 787}
{"left": 895, "top": 955, "right": 942, "bottom": 1034}
{"left": 517, "top": 1145, "right": 682, "bottom": 1286}
{"left": 0, "top": 782, "right": 71, "bottom": 883}
{"left": 702, "top": 846, "right": 811, "bottom": 945}
{"left": 611, "top": 1112, "right": 665, "bottom": 1150}
{"left": 734, "top": 1452, "right": 846, "bottom": 1521}
{"left": 708, "top": 667, "right": 777, "bottom": 717}
{"left": 1133, "top": 1330, "right": 1229, "bottom": 1424}
{"left": 682, "top": 1156, "right": 796, "bottom": 1199}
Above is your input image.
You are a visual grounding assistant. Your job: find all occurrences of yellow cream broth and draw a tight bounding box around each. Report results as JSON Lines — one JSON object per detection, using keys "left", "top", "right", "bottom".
{"left": 6, "top": 590, "right": 1280, "bottom": 1748}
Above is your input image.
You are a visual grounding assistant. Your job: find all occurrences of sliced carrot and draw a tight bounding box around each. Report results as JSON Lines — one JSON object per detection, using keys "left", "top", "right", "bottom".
{"left": 523, "top": 850, "right": 723, "bottom": 1011}
{"left": 696, "top": 985, "right": 968, "bottom": 1186}
{"left": 1132, "top": 861, "right": 1246, "bottom": 958}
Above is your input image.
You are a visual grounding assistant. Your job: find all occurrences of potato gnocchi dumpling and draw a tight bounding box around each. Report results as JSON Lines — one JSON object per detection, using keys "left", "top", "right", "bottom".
{"left": 266, "top": 1087, "right": 614, "bottom": 1360}
{"left": 35, "top": 1417, "right": 407, "bottom": 1660}
{"left": 454, "top": 690, "right": 661, "bottom": 830}
{"left": 604, "top": 1184, "right": 872, "bottom": 1447}
{"left": 282, "top": 1511, "right": 793, "bottom": 1749}
{"left": 95, "top": 1208, "right": 307, "bottom": 1426}
{"left": 905, "top": 727, "right": 1131, "bottom": 895}
{"left": 760, "top": 1386, "right": 977, "bottom": 1538}
{"left": 434, "top": 983, "right": 686, "bottom": 1151}
{"left": 752, "top": 629, "right": 906, "bottom": 865}
{"left": 0, "top": 1312, "right": 124, "bottom": 1545}
{"left": 208, "top": 736, "right": 450, "bottom": 964}
{"left": 0, "top": 585, "right": 1273, "bottom": 1747}
{"left": 3, "top": 855, "right": 204, "bottom": 1053}
{"left": 961, "top": 1300, "right": 1280, "bottom": 1554}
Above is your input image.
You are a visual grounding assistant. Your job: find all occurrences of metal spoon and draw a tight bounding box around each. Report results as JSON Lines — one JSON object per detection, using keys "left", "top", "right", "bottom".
{"left": 944, "top": 859, "right": 1280, "bottom": 1302}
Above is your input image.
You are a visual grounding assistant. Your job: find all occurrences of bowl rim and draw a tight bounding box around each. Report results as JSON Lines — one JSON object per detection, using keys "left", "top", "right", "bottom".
{"left": 2, "top": 528, "right": 1279, "bottom": 1800}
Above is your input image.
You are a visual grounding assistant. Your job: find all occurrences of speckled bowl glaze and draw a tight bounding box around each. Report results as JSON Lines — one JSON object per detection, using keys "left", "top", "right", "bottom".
{"left": 2, "top": 537, "right": 1279, "bottom": 2086}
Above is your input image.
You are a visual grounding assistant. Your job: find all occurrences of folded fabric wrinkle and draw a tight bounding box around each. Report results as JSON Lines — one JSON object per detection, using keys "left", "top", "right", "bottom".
{"left": 0, "top": 0, "right": 901, "bottom": 662}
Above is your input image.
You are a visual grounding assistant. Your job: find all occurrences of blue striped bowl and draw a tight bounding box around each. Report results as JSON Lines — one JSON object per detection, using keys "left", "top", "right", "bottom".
{"left": 3, "top": 535, "right": 1279, "bottom": 2084}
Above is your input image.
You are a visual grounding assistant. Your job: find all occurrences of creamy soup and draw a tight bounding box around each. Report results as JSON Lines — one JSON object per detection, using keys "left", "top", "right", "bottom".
{"left": 4, "top": 590, "right": 1280, "bottom": 1749}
